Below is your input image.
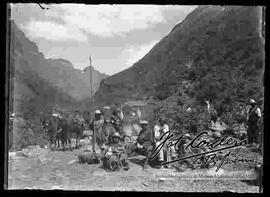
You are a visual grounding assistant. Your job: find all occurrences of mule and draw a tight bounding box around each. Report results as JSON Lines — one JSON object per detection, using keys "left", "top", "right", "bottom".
{"left": 67, "top": 118, "right": 85, "bottom": 149}
{"left": 41, "top": 117, "right": 62, "bottom": 151}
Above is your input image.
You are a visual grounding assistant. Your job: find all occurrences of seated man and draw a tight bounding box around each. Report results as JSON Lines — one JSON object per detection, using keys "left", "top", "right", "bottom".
{"left": 110, "top": 132, "right": 121, "bottom": 145}
{"left": 136, "top": 120, "right": 155, "bottom": 169}
{"left": 137, "top": 121, "right": 154, "bottom": 149}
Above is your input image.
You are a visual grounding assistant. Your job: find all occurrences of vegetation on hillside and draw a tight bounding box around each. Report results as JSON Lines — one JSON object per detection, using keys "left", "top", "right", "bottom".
{"left": 8, "top": 21, "right": 85, "bottom": 150}
{"left": 154, "top": 7, "right": 264, "bottom": 114}
{"left": 94, "top": 6, "right": 264, "bottom": 116}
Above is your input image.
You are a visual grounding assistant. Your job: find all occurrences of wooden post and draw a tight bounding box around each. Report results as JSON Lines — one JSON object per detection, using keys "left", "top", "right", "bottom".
{"left": 89, "top": 56, "right": 95, "bottom": 152}
{"left": 89, "top": 56, "right": 93, "bottom": 100}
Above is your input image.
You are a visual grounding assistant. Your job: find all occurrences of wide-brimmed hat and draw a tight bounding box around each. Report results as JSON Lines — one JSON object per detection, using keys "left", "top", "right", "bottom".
{"left": 95, "top": 110, "right": 101, "bottom": 114}
{"left": 113, "top": 132, "right": 120, "bottom": 138}
{"left": 184, "top": 133, "right": 192, "bottom": 139}
{"left": 52, "top": 113, "right": 59, "bottom": 117}
{"left": 249, "top": 99, "right": 256, "bottom": 104}
{"left": 140, "top": 120, "right": 148, "bottom": 125}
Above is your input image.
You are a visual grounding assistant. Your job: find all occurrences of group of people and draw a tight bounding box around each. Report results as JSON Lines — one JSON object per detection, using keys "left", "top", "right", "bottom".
{"left": 89, "top": 109, "right": 124, "bottom": 152}
{"left": 88, "top": 108, "right": 174, "bottom": 168}
{"left": 88, "top": 97, "right": 262, "bottom": 168}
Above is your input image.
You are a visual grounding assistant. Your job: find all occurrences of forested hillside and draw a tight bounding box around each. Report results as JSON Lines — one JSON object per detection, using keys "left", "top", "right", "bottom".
{"left": 9, "top": 20, "right": 108, "bottom": 118}
{"left": 93, "top": 6, "right": 264, "bottom": 114}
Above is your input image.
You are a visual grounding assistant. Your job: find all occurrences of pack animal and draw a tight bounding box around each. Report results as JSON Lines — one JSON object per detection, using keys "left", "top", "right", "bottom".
{"left": 41, "top": 116, "right": 63, "bottom": 150}
{"left": 67, "top": 117, "right": 86, "bottom": 149}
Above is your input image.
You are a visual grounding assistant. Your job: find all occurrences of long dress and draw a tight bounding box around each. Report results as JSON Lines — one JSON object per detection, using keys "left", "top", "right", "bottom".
{"left": 153, "top": 125, "right": 164, "bottom": 161}
{"left": 160, "top": 124, "right": 176, "bottom": 163}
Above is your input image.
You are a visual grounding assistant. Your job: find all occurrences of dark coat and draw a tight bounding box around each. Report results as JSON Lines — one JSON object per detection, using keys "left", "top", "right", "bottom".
{"left": 137, "top": 127, "right": 154, "bottom": 148}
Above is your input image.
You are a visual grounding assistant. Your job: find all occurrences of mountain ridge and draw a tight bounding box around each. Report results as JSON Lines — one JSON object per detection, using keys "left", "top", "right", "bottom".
{"left": 93, "top": 6, "right": 264, "bottom": 113}
{"left": 9, "top": 20, "right": 108, "bottom": 118}
{"left": 10, "top": 20, "right": 108, "bottom": 101}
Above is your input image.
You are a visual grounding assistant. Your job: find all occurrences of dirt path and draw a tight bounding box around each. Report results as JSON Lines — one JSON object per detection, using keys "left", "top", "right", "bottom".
{"left": 8, "top": 148, "right": 260, "bottom": 192}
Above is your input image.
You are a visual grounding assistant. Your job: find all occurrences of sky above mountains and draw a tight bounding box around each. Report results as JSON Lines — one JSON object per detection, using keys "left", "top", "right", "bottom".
{"left": 11, "top": 3, "right": 196, "bottom": 75}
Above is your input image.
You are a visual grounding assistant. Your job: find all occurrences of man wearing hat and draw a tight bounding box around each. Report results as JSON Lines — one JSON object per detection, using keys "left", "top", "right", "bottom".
{"left": 110, "top": 132, "right": 121, "bottom": 145}
{"left": 136, "top": 120, "right": 155, "bottom": 167}
{"left": 137, "top": 120, "right": 152, "bottom": 147}
{"left": 247, "top": 99, "right": 262, "bottom": 146}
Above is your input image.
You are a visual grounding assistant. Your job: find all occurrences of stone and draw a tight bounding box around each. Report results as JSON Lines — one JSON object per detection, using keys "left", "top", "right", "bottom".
{"left": 68, "top": 159, "right": 77, "bottom": 164}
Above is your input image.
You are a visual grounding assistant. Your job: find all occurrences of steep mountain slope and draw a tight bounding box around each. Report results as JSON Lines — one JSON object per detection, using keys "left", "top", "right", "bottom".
{"left": 81, "top": 66, "right": 108, "bottom": 96}
{"left": 8, "top": 20, "right": 108, "bottom": 118}
{"left": 94, "top": 6, "right": 264, "bottom": 112}
{"left": 10, "top": 21, "right": 108, "bottom": 101}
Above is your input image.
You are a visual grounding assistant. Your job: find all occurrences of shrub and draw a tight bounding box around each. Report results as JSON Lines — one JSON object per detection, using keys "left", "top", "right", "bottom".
{"left": 153, "top": 101, "right": 210, "bottom": 136}
{"left": 220, "top": 103, "right": 248, "bottom": 130}
{"left": 9, "top": 118, "right": 48, "bottom": 151}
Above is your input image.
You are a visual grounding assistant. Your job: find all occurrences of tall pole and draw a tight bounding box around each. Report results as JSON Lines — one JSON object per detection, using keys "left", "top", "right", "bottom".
{"left": 89, "top": 56, "right": 93, "bottom": 99}
{"left": 89, "top": 56, "right": 95, "bottom": 152}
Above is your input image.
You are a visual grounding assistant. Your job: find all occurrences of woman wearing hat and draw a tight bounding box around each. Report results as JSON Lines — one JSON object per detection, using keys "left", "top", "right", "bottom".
{"left": 89, "top": 109, "right": 105, "bottom": 152}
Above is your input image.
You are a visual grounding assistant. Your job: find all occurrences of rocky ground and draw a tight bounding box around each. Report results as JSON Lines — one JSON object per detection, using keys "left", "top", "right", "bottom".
{"left": 8, "top": 143, "right": 262, "bottom": 192}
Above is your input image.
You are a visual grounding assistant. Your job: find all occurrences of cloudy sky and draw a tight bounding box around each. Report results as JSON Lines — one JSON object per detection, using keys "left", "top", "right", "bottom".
{"left": 11, "top": 4, "right": 196, "bottom": 75}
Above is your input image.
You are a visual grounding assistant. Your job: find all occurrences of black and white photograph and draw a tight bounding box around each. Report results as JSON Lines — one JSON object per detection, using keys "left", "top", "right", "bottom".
{"left": 6, "top": 3, "right": 264, "bottom": 192}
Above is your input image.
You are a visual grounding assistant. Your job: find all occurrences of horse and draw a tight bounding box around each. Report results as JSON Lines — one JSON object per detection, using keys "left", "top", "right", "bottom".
{"left": 40, "top": 116, "right": 62, "bottom": 150}
{"left": 58, "top": 117, "right": 72, "bottom": 151}
{"left": 66, "top": 118, "right": 86, "bottom": 149}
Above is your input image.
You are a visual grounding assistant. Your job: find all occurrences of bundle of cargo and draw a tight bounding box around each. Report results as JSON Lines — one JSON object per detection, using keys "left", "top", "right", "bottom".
{"left": 101, "top": 145, "right": 129, "bottom": 172}
{"left": 21, "top": 145, "right": 49, "bottom": 158}
{"left": 77, "top": 151, "right": 101, "bottom": 164}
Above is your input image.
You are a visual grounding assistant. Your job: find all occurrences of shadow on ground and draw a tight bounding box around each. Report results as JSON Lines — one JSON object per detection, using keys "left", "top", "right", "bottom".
{"left": 128, "top": 156, "right": 160, "bottom": 168}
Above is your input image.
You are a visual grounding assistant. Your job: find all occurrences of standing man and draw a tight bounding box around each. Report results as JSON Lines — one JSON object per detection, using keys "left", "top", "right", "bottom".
{"left": 159, "top": 119, "right": 174, "bottom": 168}
{"left": 89, "top": 110, "right": 105, "bottom": 152}
{"left": 247, "top": 99, "right": 262, "bottom": 146}
{"left": 153, "top": 121, "right": 164, "bottom": 168}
